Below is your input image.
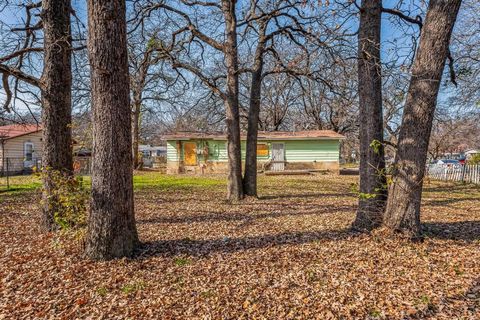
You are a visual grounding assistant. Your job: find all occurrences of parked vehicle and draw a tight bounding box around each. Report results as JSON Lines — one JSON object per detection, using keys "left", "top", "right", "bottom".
{"left": 435, "top": 159, "right": 460, "bottom": 166}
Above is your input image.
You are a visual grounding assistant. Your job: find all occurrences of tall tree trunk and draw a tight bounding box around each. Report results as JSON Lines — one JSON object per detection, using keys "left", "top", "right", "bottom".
{"left": 243, "top": 26, "right": 266, "bottom": 197}
{"left": 40, "top": 0, "right": 73, "bottom": 231}
{"left": 130, "top": 49, "right": 152, "bottom": 170}
{"left": 383, "top": 0, "right": 462, "bottom": 238}
{"left": 132, "top": 99, "right": 141, "bottom": 169}
{"left": 352, "top": 0, "right": 387, "bottom": 231}
{"left": 85, "top": 0, "right": 139, "bottom": 260}
{"left": 222, "top": 0, "right": 243, "bottom": 201}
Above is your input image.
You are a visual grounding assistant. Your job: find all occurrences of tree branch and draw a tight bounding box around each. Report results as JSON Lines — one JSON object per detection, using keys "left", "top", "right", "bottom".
{"left": 0, "top": 64, "right": 42, "bottom": 88}
{"left": 381, "top": 7, "right": 423, "bottom": 28}
{"left": 2, "top": 73, "right": 12, "bottom": 112}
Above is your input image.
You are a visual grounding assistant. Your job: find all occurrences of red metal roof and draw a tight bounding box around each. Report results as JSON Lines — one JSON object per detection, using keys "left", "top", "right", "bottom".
{"left": 164, "top": 130, "right": 345, "bottom": 140}
{"left": 0, "top": 124, "right": 42, "bottom": 140}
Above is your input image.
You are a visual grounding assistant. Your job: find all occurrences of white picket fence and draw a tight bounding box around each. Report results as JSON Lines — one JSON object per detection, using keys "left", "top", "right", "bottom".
{"left": 427, "top": 164, "right": 480, "bottom": 184}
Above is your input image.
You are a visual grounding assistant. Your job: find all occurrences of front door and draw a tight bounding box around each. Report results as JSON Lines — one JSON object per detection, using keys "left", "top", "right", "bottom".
{"left": 271, "top": 143, "right": 285, "bottom": 171}
{"left": 183, "top": 142, "right": 197, "bottom": 166}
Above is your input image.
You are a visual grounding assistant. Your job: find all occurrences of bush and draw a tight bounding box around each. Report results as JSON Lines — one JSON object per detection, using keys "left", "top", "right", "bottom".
{"left": 39, "top": 169, "right": 89, "bottom": 232}
{"left": 468, "top": 153, "right": 480, "bottom": 165}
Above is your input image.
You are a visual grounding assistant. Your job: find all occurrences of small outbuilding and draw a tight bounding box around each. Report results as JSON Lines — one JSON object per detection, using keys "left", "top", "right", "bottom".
{"left": 164, "top": 130, "right": 345, "bottom": 174}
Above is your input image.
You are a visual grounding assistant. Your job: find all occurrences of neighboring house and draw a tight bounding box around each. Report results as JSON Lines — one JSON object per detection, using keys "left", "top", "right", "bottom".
{"left": 139, "top": 144, "right": 167, "bottom": 157}
{"left": 139, "top": 144, "right": 167, "bottom": 168}
{"left": 0, "top": 124, "right": 42, "bottom": 174}
{"left": 164, "top": 130, "right": 345, "bottom": 174}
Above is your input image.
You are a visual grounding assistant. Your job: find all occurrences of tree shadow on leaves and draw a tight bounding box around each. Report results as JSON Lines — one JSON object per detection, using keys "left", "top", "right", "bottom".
{"left": 423, "top": 184, "right": 480, "bottom": 194}
{"left": 137, "top": 204, "right": 356, "bottom": 225}
{"left": 422, "top": 220, "right": 480, "bottom": 242}
{"left": 424, "top": 197, "right": 480, "bottom": 207}
{"left": 136, "top": 228, "right": 357, "bottom": 258}
{"left": 406, "top": 277, "right": 480, "bottom": 319}
{"left": 260, "top": 192, "right": 354, "bottom": 200}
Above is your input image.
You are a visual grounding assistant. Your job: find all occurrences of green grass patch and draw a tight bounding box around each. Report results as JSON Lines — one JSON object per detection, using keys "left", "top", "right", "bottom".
{"left": 0, "top": 175, "right": 42, "bottom": 195}
{"left": 174, "top": 257, "right": 191, "bottom": 266}
{"left": 96, "top": 286, "right": 108, "bottom": 296}
{"left": 0, "top": 172, "right": 225, "bottom": 196}
{"left": 132, "top": 172, "right": 224, "bottom": 190}
{"left": 120, "top": 281, "right": 145, "bottom": 294}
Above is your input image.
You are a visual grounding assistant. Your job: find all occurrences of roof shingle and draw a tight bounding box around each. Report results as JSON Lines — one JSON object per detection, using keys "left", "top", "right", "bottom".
{"left": 164, "top": 130, "right": 345, "bottom": 140}
{"left": 0, "top": 124, "right": 42, "bottom": 140}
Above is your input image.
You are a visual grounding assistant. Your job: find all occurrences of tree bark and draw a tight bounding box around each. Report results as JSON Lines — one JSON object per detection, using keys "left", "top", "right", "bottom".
{"left": 352, "top": 0, "right": 387, "bottom": 231}
{"left": 40, "top": 0, "right": 73, "bottom": 231}
{"left": 383, "top": 0, "right": 462, "bottom": 238}
{"left": 222, "top": 0, "right": 243, "bottom": 201}
{"left": 85, "top": 0, "right": 139, "bottom": 260}
{"left": 243, "top": 25, "right": 266, "bottom": 197}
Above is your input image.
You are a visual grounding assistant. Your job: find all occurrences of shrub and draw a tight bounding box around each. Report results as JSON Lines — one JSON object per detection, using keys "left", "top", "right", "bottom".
{"left": 468, "top": 153, "right": 480, "bottom": 165}
{"left": 39, "top": 168, "right": 89, "bottom": 232}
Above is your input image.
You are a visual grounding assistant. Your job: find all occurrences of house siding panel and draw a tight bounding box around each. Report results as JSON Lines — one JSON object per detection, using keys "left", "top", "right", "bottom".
{"left": 207, "top": 141, "right": 228, "bottom": 162}
{"left": 167, "top": 138, "right": 340, "bottom": 163}
{"left": 3, "top": 132, "right": 43, "bottom": 159}
{"left": 284, "top": 140, "right": 339, "bottom": 162}
{"left": 167, "top": 141, "right": 179, "bottom": 162}
{"left": 1, "top": 131, "right": 43, "bottom": 172}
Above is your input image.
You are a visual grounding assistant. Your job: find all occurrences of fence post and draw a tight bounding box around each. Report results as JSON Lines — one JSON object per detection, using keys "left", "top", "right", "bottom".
{"left": 6, "top": 158, "right": 9, "bottom": 190}
{"left": 461, "top": 164, "right": 466, "bottom": 183}
{"left": 474, "top": 164, "right": 480, "bottom": 183}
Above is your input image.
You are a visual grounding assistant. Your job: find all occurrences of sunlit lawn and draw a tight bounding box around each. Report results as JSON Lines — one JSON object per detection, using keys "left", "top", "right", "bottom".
{"left": 0, "top": 171, "right": 225, "bottom": 195}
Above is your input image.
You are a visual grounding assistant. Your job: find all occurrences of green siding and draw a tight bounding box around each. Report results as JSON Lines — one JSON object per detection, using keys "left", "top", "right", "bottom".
{"left": 284, "top": 140, "right": 339, "bottom": 162}
{"left": 209, "top": 141, "right": 228, "bottom": 161}
{"left": 167, "top": 141, "right": 179, "bottom": 161}
{"left": 166, "top": 138, "right": 340, "bottom": 163}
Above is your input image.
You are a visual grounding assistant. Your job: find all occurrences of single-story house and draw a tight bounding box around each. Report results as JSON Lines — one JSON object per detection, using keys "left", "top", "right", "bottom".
{"left": 0, "top": 124, "right": 42, "bottom": 174}
{"left": 164, "top": 130, "right": 345, "bottom": 174}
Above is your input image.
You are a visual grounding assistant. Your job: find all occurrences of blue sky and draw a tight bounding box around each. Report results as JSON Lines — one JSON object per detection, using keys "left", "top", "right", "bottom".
{"left": 0, "top": 0, "right": 457, "bottom": 115}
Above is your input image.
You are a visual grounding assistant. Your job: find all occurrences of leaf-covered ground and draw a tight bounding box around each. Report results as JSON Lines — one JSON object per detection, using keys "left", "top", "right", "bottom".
{"left": 1, "top": 173, "right": 479, "bottom": 319}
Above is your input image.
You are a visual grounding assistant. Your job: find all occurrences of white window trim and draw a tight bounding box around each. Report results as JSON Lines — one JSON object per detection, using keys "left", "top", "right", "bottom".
{"left": 24, "top": 142, "right": 34, "bottom": 161}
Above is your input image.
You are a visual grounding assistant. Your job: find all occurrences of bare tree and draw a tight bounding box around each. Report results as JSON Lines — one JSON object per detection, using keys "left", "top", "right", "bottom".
{"left": 259, "top": 74, "right": 300, "bottom": 131}
{"left": 222, "top": 0, "right": 243, "bottom": 201}
{"left": 84, "top": 0, "right": 139, "bottom": 259}
{"left": 428, "top": 114, "right": 480, "bottom": 160}
{"left": 241, "top": 0, "right": 341, "bottom": 196}
{"left": 383, "top": 0, "right": 462, "bottom": 238}
{"left": 134, "top": 0, "right": 244, "bottom": 200}
{"left": 0, "top": 1, "right": 74, "bottom": 231}
{"left": 242, "top": 0, "right": 314, "bottom": 196}
{"left": 128, "top": 35, "right": 169, "bottom": 169}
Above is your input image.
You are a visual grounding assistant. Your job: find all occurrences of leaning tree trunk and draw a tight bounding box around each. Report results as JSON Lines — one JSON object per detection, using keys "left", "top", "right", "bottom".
{"left": 352, "top": 0, "right": 387, "bottom": 231}
{"left": 85, "top": 0, "right": 139, "bottom": 260}
{"left": 383, "top": 0, "right": 462, "bottom": 238}
{"left": 40, "top": 0, "right": 73, "bottom": 231}
{"left": 131, "top": 99, "right": 141, "bottom": 169}
{"left": 222, "top": 0, "right": 243, "bottom": 201}
{"left": 243, "top": 28, "right": 266, "bottom": 197}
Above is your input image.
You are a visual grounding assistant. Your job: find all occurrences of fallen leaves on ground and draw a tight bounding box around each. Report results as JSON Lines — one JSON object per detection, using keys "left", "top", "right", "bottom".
{"left": 0, "top": 174, "right": 479, "bottom": 319}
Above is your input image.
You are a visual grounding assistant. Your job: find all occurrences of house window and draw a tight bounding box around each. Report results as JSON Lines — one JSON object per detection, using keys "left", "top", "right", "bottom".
{"left": 24, "top": 142, "right": 34, "bottom": 161}
{"left": 257, "top": 143, "right": 269, "bottom": 157}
